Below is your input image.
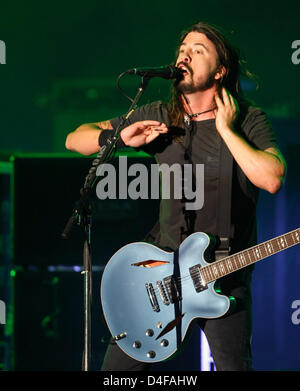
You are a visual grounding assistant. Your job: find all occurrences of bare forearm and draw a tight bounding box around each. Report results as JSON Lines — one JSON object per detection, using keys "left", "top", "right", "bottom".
{"left": 214, "top": 88, "right": 286, "bottom": 193}
{"left": 65, "top": 120, "right": 113, "bottom": 155}
{"left": 220, "top": 127, "right": 286, "bottom": 193}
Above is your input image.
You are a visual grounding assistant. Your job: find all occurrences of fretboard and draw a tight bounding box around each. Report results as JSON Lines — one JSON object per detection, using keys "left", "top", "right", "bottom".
{"left": 200, "top": 228, "right": 300, "bottom": 283}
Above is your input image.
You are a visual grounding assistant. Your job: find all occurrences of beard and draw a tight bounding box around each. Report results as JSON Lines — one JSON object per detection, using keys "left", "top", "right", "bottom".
{"left": 174, "top": 67, "right": 217, "bottom": 94}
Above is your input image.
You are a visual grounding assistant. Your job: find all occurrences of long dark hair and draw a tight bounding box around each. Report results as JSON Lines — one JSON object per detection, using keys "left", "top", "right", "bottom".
{"left": 168, "top": 21, "right": 256, "bottom": 127}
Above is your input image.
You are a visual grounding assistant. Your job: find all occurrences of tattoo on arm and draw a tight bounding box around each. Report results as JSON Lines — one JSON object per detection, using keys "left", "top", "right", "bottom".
{"left": 97, "top": 120, "right": 113, "bottom": 130}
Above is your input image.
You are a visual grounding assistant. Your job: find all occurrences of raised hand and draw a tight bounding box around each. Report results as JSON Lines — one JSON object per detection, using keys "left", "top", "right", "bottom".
{"left": 214, "top": 87, "right": 239, "bottom": 134}
{"left": 120, "top": 120, "right": 168, "bottom": 147}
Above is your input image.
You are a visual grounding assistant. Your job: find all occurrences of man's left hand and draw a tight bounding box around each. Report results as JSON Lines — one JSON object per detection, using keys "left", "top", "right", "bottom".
{"left": 214, "top": 87, "right": 239, "bottom": 133}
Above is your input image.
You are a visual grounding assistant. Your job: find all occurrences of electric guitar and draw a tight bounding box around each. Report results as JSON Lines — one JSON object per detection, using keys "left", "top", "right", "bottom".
{"left": 100, "top": 228, "right": 300, "bottom": 363}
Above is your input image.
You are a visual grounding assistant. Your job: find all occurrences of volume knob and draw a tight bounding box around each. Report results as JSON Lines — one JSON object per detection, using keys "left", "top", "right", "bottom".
{"left": 145, "top": 329, "right": 154, "bottom": 337}
{"left": 160, "top": 339, "right": 169, "bottom": 347}
{"left": 146, "top": 351, "right": 156, "bottom": 359}
{"left": 133, "top": 341, "right": 141, "bottom": 349}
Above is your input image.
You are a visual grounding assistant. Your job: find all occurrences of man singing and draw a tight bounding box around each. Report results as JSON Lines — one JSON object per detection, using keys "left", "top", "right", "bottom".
{"left": 65, "top": 21, "right": 286, "bottom": 371}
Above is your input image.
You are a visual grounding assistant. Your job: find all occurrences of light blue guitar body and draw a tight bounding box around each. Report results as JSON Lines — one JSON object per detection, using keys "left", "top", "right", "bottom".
{"left": 100, "top": 232, "right": 232, "bottom": 363}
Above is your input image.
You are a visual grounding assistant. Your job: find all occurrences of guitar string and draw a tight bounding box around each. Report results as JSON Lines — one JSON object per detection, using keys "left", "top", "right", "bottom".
{"left": 144, "top": 230, "right": 300, "bottom": 297}
{"left": 150, "top": 270, "right": 209, "bottom": 296}
{"left": 149, "top": 259, "right": 229, "bottom": 296}
{"left": 149, "top": 243, "right": 267, "bottom": 295}
{"left": 149, "top": 263, "right": 233, "bottom": 297}
{"left": 148, "top": 262, "right": 233, "bottom": 296}
{"left": 152, "top": 243, "right": 263, "bottom": 292}
{"left": 149, "top": 234, "right": 297, "bottom": 296}
{"left": 148, "top": 252, "right": 237, "bottom": 296}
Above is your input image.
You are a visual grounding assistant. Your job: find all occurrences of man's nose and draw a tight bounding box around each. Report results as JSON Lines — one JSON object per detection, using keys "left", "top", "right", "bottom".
{"left": 179, "top": 52, "right": 191, "bottom": 64}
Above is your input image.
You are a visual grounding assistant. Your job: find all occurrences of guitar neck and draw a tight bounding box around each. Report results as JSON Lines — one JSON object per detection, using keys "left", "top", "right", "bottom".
{"left": 200, "top": 228, "right": 300, "bottom": 283}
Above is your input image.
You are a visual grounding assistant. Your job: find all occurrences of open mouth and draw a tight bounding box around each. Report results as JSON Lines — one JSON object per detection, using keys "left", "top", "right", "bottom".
{"left": 177, "top": 63, "right": 190, "bottom": 75}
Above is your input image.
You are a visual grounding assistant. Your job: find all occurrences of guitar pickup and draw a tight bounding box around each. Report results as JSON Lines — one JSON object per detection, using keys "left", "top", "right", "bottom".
{"left": 163, "top": 276, "right": 182, "bottom": 303}
{"left": 189, "top": 264, "right": 207, "bottom": 293}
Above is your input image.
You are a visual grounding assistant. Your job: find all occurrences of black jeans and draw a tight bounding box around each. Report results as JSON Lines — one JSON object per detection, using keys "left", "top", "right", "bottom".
{"left": 101, "top": 269, "right": 253, "bottom": 371}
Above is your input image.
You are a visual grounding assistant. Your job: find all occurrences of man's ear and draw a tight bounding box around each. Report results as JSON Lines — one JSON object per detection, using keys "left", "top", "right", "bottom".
{"left": 214, "top": 65, "right": 226, "bottom": 81}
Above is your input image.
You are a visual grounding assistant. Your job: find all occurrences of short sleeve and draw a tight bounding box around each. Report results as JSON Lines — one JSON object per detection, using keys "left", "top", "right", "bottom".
{"left": 241, "top": 108, "right": 278, "bottom": 151}
{"left": 109, "top": 101, "right": 170, "bottom": 155}
{"left": 110, "top": 101, "right": 169, "bottom": 131}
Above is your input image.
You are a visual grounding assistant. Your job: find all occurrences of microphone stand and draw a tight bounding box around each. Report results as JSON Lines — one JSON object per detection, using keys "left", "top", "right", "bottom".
{"left": 61, "top": 75, "right": 150, "bottom": 371}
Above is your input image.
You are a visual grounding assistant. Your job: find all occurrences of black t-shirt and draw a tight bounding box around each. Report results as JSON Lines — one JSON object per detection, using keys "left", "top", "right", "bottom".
{"left": 110, "top": 101, "right": 278, "bottom": 254}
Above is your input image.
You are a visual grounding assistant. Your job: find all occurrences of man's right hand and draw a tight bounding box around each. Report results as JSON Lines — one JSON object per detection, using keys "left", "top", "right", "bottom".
{"left": 65, "top": 120, "right": 168, "bottom": 156}
{"left": 120, "top": 120, "right": 168, "bottom": 147}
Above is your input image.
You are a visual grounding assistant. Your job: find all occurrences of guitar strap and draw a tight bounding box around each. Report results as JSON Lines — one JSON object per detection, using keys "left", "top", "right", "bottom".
{"left": 215, "top": 139, "right": 234, "bottom": 261}
{"left": 181, "top": 119, "right": 235, "bottom": 261}
{"left": 143, "top": 114, "right": 235, "bottom": 259}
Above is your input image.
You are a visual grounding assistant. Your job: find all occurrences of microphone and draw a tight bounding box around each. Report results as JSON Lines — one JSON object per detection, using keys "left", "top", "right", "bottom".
{"left": 126, "top": 65, "right": 184, "bottom": 80}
